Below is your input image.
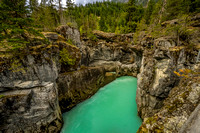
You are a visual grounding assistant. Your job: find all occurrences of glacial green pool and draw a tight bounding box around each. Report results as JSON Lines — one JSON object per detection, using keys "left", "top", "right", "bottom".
{"left": 61, "top": 76, "right": 142, "bottom": 133}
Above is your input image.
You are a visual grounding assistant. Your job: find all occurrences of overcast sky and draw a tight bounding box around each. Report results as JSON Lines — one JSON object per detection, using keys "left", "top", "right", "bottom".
{"left": 38, "top": 0, "right": 108, "bottom": 6}
{"left": 62, "top": 0, "right": 108, "bottom": 5}
{"left": 74, "top": 0, "right": 107, "bottom": 5}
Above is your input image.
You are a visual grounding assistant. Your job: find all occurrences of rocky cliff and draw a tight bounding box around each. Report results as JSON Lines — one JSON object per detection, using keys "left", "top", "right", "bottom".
{"left": 0, "top": 25, "right": 140, "bottom": 132}
{"left": 0, "top": 16, "right": 199, "bottom": 132}
{"left": 136, "top": 38, "right": 199, "bottom": 119}
{"left": 135, "top": 15, "right": 200, "bottom": 132}
{"left": 80, "top": 28, "right": 200, "bottom": 132}
{"left": 0, "top": 28, "right": 82, "bottom": 132}
{"left": 56, "top": 30, "right": 142, "bottom": 113}
{"left": 81, "top": 30, "right": 142, "bottom": 77}
{"left": 0, "top": 45, "right": 63, "bottom": 132}
{"left": 57, "top": 67, "right": 111, "bottom": 112}
{"left": 138, "top": 71, "right": 200, "bottom": 132}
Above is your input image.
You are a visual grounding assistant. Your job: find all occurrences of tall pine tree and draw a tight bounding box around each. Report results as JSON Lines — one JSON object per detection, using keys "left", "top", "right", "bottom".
{"left": 144, "top": 0, "right": 155, "bottom": 24}
{"left": 125, "top": 0, "right": 144, "bottom": 32}
{"left": 0, "top": 0, "right": 33, "bottom": 48}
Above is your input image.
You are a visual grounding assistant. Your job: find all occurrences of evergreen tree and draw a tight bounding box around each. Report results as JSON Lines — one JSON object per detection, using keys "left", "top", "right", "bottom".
{"left": 41, "top": 0, "right": 48, "bottom": 6}
{"left": 29, "top": 0, "right": 39, "bottom": 12}
{"left": 0, "top": 0, "right": 33, "bottom": 48}
{"left": 31, "top": 0, "right": 60, "bottom": 31}
{"left": 150, "top": 0, "right": 163, "bottom": 24}
{"left": 99, "top": 16, "right": 107, "bottom": 31}
{"left": 58, "top": 0, "right": 65, "bottom": 24}
{"left": 66, "top": 0, "right": 74, "bottom": 22}
{"left": 68, "top": 1, "right": 130, "bottom": 33}
{"left": 126, "top": 0, "right": 136, "bottom": 22}
{"left": 189, "top": 0, "right": 200, "bottom": 12}
{"left": 144, "top": 0, "right": 155, "bottom": 24}
{"left": 125, "top": 0, "right": 144, "bottom": 32}
{"left": 162, "top": 0, "right": 200, "bottom": 21}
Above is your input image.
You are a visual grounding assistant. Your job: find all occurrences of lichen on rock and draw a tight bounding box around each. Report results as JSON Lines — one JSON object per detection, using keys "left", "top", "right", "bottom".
{"left": 137, "top": 75, "right": 200, "bottom": 132}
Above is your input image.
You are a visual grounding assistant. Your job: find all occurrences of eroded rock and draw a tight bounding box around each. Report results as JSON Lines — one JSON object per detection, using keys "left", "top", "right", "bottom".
{"left": 0, "top": 83, "right": 62, "bottom": 133}
{"left": 0, "top": 52, "right": 63, "bottom": 132}
{"left": 80, "top": 39, "right": 142, "bottom": 76}
{"left": 136, "top": 38, "right": 198, "bottom": 119}
{"left": 57, "top": 66, "right": 117, "bottom": 112}
{"left": 137, "top": 76, "right": 200, "bottom": 133}
{"left": 56, "top": 25, "right": 81, "bottom": 47}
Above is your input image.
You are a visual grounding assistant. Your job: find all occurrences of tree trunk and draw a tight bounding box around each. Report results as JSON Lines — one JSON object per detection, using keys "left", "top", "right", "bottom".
{"left": 58, "top": 0, "right": 64, "bottom": 24}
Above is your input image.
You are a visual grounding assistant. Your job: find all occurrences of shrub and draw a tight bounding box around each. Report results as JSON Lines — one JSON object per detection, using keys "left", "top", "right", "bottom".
{"left": 0, "top": 95, "right": 4, "bottom": 99}
{"left": 59, "top": 48, "right": 76, "bottom": 65}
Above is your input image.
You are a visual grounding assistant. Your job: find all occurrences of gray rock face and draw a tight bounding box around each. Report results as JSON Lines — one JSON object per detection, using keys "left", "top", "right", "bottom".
{"left": 57, "top": 67, "right": 116, "bottom": 112}
{"left": 0, "top": 53, "right": 63, "bottom": 132}
{"left": 80, "top": 34, "right": 199, "bottom": 128}
{"left": 137, "top": 51, "right": 177, "bottom": 118}
{"left": 0, "top": 25, "right": 83, "bottom": 133}
{"left": 137, "top": 76, "right": 200, "bottom": 133}
{"left": 42, "top": 32, "right": 59, "bottom": 42}
{"left": 0, "top": 54, "right": 59, "bottom": 92}
{"left": 92, "top": 30, "right": 134, "bottom": 43}
{"left": 179, "top": 103, "right": 200, "bottom": 133}
{"left": 0, "top": 83, "right": 62, "bottom": 133}
{"left": 136, "top": 38, "right": 198, "bottom": 119}
{"left": 81, "top": 41, "right": 142, "bottom": 77}
{"left": 56, "top": 25, "right": 81, "bottom": 47}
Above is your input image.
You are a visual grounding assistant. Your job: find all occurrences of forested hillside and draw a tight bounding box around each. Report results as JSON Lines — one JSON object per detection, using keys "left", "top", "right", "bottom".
{"left": 0, "top": 0, "right": 200, "bottom": 50}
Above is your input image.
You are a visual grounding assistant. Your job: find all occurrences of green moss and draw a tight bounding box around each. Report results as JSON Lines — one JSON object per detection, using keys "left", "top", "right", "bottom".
{"left": 154, "top": 128, "right": 164, "bottom": 133}
{"left": 88, "top": 33, "right": 98, "bottom": 42}
{"left": 145, "top": 116, "right": 158, "bottom": 124}
{"left": 1, "top": 94, "right": 27, "bottom": 104}
{"left": 59, "top": 48, "right": 76, "bottom": 65}
{"left": 137, "top": 115, "right": 164, "bottom": 133}
{"left": 67, "top": 39, "right": 74, "bottom": 45}
{"left": 0, "top": 95, "right": 4, "bottom": 99}
{"left": 180, "top": 91, "right": 189, "bottom": 99}
{"left": 8, "top": 59, "right": 26, "bottom": 73}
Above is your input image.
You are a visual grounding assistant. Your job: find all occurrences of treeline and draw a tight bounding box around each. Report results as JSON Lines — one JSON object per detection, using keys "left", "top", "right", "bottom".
{"left": 68, "top": 0, "right": 200, "bottom": 35}
{"left": 71, "top": 1, "right": 144, "bottom": 34}
{"left": 0, "top": 0, "right": 68, "bottom": 49}
{"left": 0, "top": 0, "right": 200, "bottom": 49}
{"left": 145, "top": 0, "right": 200, "bottom": 25}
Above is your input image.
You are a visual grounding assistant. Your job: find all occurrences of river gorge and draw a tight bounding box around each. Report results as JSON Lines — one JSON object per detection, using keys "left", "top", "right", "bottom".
{"left": 61, "top": 76, "right": 142, "bottom": 133}
{"left": 0, "top": 20, "right": 200, "bottom": 132}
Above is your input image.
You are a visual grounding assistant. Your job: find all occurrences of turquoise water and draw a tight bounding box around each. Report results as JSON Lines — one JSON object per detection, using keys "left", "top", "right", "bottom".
{"left": 61, "top": 76, "right": 142, "bottom": 133}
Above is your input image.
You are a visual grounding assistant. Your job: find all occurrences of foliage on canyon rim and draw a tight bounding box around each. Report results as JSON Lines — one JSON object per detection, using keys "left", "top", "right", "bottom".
{"left": 59, "top": 48, "right": 76, "bottom": 66}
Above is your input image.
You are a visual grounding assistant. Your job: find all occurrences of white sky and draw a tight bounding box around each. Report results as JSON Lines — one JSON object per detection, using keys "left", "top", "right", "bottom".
{"left": 38, "top": 0, "right": 107, "bottom": 6}
{"left": 74, "top": 0, "right": 107, "bottom": 5}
